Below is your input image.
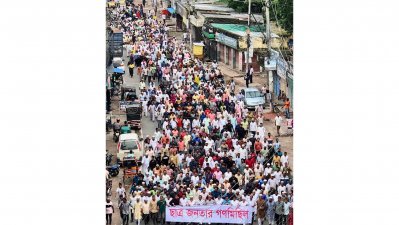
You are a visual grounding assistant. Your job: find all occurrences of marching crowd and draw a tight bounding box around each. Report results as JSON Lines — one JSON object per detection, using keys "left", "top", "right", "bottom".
{"left": 106, "top": 1, "right": 293, "bottom": 225}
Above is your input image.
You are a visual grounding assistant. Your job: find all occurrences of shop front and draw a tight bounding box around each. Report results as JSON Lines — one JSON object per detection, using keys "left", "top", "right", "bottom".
{"left": 287, "top": 72, "right": 293, "bottom": 107}
{"left": 175, "top": 2, "right": 188, "bottom": 30}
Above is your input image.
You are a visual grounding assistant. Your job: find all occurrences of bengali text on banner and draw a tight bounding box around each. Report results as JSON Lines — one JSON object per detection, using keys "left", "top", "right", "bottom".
{"left": 165, "top": 205, "right": 253, "bottom": 224}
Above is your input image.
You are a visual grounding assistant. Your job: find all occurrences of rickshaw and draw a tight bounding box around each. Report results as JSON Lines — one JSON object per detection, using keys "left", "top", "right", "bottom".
{"left": 120, "top": 85, "right": 137, "bottom": 101}
{"left": 112, "top": 67, "right": 124, "bottom": 86}
{"left": 126, "top": 102, "right": 142, "bottom": 130}
{"left": 122, "top": 156, "right": 141, "bottom": 185}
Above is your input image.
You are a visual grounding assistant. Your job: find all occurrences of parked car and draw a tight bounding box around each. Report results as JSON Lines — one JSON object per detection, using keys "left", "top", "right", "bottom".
{"left": 242, "top": 87, "right": 265, "bottom": 109}
{"left": 117, "top": 133, "right": 142, "bottom": 163}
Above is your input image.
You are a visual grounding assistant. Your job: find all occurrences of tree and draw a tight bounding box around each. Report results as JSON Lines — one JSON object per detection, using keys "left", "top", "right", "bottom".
{"left": 270, "top": 0, "right": 293, "bottom": 34}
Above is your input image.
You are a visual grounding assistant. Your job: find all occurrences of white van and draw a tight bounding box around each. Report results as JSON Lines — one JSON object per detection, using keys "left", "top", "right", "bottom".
{"left": 117, "top": 133, "right": 142, "bottom": 162}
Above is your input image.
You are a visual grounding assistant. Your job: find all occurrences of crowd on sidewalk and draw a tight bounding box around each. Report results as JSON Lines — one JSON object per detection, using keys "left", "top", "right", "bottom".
{"left": 106, "top": 2, "right": 293, "bottom": 225}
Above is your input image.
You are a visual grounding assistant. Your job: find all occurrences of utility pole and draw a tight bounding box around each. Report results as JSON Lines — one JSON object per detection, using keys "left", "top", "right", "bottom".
{"left": 246, "top": 0, "right": 251, "bottom": 77}
{"left": 265, "top": 0, "right": 271, "bottom": 90}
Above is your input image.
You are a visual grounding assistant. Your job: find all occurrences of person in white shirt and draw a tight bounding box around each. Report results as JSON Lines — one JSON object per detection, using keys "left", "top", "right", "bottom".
{"left": 274, "top": 113, "right": 283, "bottom": 136}
{"left": 142, "top": 98, "right": 148, "bottom": 117}
{"left": 205, "top": 196, "right": 215, "bottom": 205}
{"left": 187, "top": 197, "right": 196, "bottom": 206}
{"left": 280, "top": 152, "right": 289, "bottom": 166}
{"left": 199, "top": 188, "right": 208, "bottom": 200}
{"left": 116, "top": 183, "right": 126, "bottom": 198}
{"left": 256, "top": 123, "right": 266, "bottom": 140}
{"left": 277, "top": 183, "right": 287, "bottom": 195}
{"left": 141, "top": 155, "right": 150, "bottom": 171}
{"left": 179, "top": 195, "right": 188, "bottom": 206}
{"left": 254, "top": 164, "right": 263, "bottom": 179}
{"left": 264, "top": 163, "right": 272, "bottom": 176}
{"left": 231, "top": 197, "right": 239, "bottom": 207}
{"left": 196, "top": 195, "right": 206, "bottom": 205}
{"left": 239, "top": 145, "right": 247, "bottom": 159}
{"left": 243, "top": 165, "right": 253, "bottom": 178}
{"left": 249, "top": 120, "right": 257, "bottom": 136}
{"left": 183, "top": 118, "right": 191, "bottom": 130}
{"left": 162, "top": 171, "right": 170, "bottom": 183}
{"left": 191, "top": 173, "right": 200, "bottom": 185}
{"left": 215, "top": 196, "right": 223, "bottom": 205}
{"left": 224, "top": 169, "right": 233, "bottom": 180}
{"left": 192, "top": 118, "right": 201, "bottom": 129}
{"left": 268, "top": 174, "right": 277, "bottom": 190}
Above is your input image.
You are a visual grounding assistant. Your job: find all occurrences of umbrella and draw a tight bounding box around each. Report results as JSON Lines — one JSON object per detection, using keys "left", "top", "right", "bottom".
{"left": 167, "top": 8, "right": 175, "bottom": 14}
{"left": 113, "top": 67, "right": 124, "bottom": 74}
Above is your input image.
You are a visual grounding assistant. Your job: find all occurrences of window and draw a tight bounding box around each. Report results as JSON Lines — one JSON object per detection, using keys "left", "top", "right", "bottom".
{"left": 246, "top": 91, "right": 262, "bottom": 98}
{"left": 121, "top": 140, "right": 138, "bottom": 150}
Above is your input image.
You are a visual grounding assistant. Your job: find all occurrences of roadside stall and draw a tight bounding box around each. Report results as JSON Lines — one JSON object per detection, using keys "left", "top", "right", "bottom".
{"left": 193, "top": 42, "right": 205, "bottom": 60}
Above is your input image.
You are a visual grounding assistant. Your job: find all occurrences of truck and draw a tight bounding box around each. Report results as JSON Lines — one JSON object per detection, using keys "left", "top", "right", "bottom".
{"left": 108, "top": 28, "right": 124, "bottom": 59}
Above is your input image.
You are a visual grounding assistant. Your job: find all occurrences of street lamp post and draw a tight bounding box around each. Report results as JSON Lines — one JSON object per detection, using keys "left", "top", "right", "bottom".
{"left": 246, "top": 0, "right": 251, "bottom": 75}
{"left": 246, "top": 28, "right": 250, "bottom": 76}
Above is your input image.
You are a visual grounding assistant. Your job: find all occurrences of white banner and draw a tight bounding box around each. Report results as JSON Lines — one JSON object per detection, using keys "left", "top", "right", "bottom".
{"left": 166, "top": 205, "right": 253, "bottom": 224}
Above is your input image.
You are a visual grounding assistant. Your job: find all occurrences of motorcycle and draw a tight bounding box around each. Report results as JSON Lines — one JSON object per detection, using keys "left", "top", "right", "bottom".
{"left": 106, "top": 179, "right": 112, "bottom": 197}
{"left": 106, "top": 153, "right": 113, "bottom": 166}
{"left": 106, "top": 164, "right": 120, "bottom": 177}
{"left": 106, "top": 117, "right": 112, "bottom": 133}
{"left": 113, "top": 129, "right": 120, "bottom": 143}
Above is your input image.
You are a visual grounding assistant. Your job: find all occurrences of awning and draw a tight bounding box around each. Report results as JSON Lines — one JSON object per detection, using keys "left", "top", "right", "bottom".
{"left": 167, "top": 7, "right": 175, "bottom": 14}
{"left": 113, "top": 67, "right": 125, "bottom": 74}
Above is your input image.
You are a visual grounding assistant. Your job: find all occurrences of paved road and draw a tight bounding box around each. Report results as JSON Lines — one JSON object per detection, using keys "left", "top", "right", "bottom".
{"left": 105, "top": 2, "right": 292, "bottom": 225}
{"left": 106, "top": 47, "right": 157, "bottom": 225}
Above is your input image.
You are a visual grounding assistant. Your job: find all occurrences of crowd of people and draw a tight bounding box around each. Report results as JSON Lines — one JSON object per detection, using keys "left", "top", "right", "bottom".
{"left": 106, "top": 1, "right": 293, "bottom": 225}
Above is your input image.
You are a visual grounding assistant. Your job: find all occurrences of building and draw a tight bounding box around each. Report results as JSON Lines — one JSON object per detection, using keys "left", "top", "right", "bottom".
{"left": 174, "top": 0, "right": 190, "bottom": 31}
{"left": 210, "top": 23, "right": 280, "bottom": 73}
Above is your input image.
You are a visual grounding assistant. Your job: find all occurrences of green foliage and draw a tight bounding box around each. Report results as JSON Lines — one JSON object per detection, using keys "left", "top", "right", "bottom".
{"left": 219, "top": 0, "right": 293, "bottom": 34}
{"left": 270, "top": 0, "right": 293, "bottom": 34}
{"left": 226, "top": 0, "right": 263, "bottom": 13}
{"left": 227, "top": 0, "right": 248, "bottom": 13}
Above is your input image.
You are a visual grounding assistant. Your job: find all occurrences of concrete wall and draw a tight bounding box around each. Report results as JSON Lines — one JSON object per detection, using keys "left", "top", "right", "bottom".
{"left": 241, "top": 52, "right": 261, "bottom": 72}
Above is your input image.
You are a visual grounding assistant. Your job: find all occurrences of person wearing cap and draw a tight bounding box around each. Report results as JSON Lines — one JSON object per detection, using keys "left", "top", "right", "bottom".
{"left": 274, "top": 196, "right": 285, "bottom": 225}
{"left": 256, "top": 195, "right": 266, "bottom": 225}
{"left": 149, "top": 195, "right": 158, "bottom": 225}
{"left": 268, "top": 174, "right": 277, "bottom": 190}
{"left": 133, "top": 197, "right": 143, "bottom": 225}
{"left": 266, "top": 197, "right": 276, "bottom": 225}
{"left": 280, "top": 151, "right": 289, "bottom": 166}
{"left": 142, "top": 198, "right": 150, "bottom": 225}
{"left": 277, "top": 182, "right": 287, "bottom": 196}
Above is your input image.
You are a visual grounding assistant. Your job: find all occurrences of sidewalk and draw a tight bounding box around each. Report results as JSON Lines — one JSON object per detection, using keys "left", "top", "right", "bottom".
{"left": 218, "top": 62, "right": 266, "bottom": 90}
{"left": 218, "top": 62, "right": 294, "bottom": 167}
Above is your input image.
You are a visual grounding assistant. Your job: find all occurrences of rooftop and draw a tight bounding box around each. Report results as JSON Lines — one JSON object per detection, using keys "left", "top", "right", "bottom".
{"left": 211, "top": 23, "right": 265, "bottom": 32}
{"left": 193, "top": 4, "right": 235, "bottom": 12}
{"left": 211, "top": 23, "right": 279, "bottom": 38}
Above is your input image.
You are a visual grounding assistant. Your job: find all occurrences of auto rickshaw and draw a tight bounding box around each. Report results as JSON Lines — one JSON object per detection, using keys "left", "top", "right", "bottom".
{"left": 120, "top": 85, "right": 137, "bottom": 101}
{"left": 121, "top": 156, "right": 141, "bottom": 185}
{"left": 126, "top": 102, "right": 142, "bottom": 130}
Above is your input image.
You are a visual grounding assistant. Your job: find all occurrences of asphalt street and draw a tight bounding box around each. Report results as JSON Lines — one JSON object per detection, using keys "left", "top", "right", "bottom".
{"left": 105, "top": 2, "right": 292, "bottom": 225}
{"left": 106, "top": 48, "right": 157, "bottom": 225}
